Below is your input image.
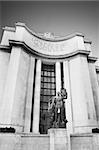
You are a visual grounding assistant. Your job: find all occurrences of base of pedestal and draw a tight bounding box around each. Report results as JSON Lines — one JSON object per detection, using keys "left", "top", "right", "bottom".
{"left": 48, "top": 128, "right": 69, "bottom": 150}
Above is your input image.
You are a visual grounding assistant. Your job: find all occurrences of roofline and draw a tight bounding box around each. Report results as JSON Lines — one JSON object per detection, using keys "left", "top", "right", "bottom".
{"left": 88, "top": 56, "right": 98, "bottom": 62}
{"left": 2, "top": 27, "right": 16, "bottom": 32}
{"left": 84, "top": 38, "right": 92, "bottom": 44}
{"left": 15, "top": 22, "right": 85, "bottom": 42}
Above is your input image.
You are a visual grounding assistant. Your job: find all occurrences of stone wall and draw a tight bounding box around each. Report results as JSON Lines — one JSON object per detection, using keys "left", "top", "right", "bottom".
{"left": 71, "top": 133, "right": 99, "bottom": 150}
{"left": 0, "top": 133, "right": 99, "bottom": 150}
{"left": 71, "top": 134, "right": 93, "bottom": 150}
{"left": 21, "top": 134, "right": 49, "bottom": 150}
{"left": 0, "top": 133, "right": 49, "bottom": 150}
{"left": 0, "top": 133, "right": 21, "bottom": 150}
{"left": 0, "top": 51, "right": 10, "bottom": 105}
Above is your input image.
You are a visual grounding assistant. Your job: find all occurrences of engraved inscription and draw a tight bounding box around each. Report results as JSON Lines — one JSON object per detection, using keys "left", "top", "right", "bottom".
{"left": 32, "top": 36, "right": 67, "bottom": 55}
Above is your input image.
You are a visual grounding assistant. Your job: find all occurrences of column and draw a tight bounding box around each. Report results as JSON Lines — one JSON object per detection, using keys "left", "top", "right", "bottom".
{"left": 88, "top": 61, "right": 99, "bottom": 124}
{"left": 69, "top": 54, "right": 97, "bottom": 133}
{"left": 0, "top": 51, "right": 10, "bottom": 107}
{"left": 55, "top": 62, "right": 61, "bottom": 93}
{"left": 0, "top": 46, "right": 30, "bottom": 132}
{"left": 32, "top": 59, "right": 41, "bottom": 133}
{"left": 63, "top": 60, "right": 73, "bottom": 134}
{"left": 24, "top": 57, "right": 35, "bottom": 132}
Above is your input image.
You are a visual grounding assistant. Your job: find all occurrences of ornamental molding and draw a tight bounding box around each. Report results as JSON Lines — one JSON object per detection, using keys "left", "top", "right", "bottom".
{"left": 9, "top": 40, "right": 90, "bottom": 60}
{"left": 1, "top": 22, "right": 90, "bottom": 57}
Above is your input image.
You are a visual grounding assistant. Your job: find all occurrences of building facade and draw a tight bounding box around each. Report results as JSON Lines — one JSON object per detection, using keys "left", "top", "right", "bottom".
{"left": 0, "top": 22, "right": 99, "bottom": 150}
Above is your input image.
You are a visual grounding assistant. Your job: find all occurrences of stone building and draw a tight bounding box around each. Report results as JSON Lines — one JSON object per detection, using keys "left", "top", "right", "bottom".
{"left": 0, "top": 22, "right": 99, "bottom": 150}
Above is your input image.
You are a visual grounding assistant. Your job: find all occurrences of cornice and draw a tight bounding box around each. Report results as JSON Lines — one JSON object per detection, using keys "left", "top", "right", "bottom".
{"left": 0, "top": 45, "right": 11, "bottom": 53}
{"left": 96, "top": 66, "right": 99, "bottom": 72}
{"left": 84, "top": 39, "right": 92, "bottom": 44}
{"left": 9, "top": 39, "right": 90, "bottom": 60}
{"left": 88, "top": 56, "right": 98, "bottom": 62}
{"left": 2, "top": 27, "right": 15, "bottom": 32}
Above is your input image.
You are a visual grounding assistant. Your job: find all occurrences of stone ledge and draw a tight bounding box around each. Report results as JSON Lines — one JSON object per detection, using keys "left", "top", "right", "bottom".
{"left": 71, "top": 133, "right": 93, "bottom": 137}
{"left": 2, "top": 27, "right": 15, "bottom": 32}
{"left": 84, "top": 39, "right": 92, "bottom": 44}
{"left": 96, "top": 66, "right": 99, "bottom": 72}
{"left": 20, "top": 133, "right": 49, "bottom": 137}
{"left": 88, "top": 56, "right": 98, "bottom": 62}
{"left": 0, "top": 45, "right": 11, "bottom": 52}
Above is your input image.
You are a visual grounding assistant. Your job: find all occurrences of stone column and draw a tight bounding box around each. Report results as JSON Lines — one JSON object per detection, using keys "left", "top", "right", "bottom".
{"left": 69, "top": 54, "right": 97, "bottom": 133}
{"left": 88, "top": 59, "right": 99, "bottom": 124}
{"left": 55, "top": 62, "right": 61, "bottom": 94}
{"left": 63, "top": 60, "right": 73, "bottom": 134}
{"left": 0, "top": 51, "right": 10, "bottom": 107}
{"left": 0, "top": 46, "right": 30, "bottom": 132}
{"left": 24, "top": 57, "right": 35, "bottom": 132}
{"left": 32, "top": 59, "right": 41, "bottom": 133}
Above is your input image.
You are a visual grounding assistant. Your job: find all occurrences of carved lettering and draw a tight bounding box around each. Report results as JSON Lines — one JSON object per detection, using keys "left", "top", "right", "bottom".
{"left": 32, "top": 36, "right": 67, "bottom": 54}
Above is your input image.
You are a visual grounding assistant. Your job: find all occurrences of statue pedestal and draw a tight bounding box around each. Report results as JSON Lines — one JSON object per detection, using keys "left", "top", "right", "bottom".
{"left": 48, "top": 128, "right": 69, "bottom": 150}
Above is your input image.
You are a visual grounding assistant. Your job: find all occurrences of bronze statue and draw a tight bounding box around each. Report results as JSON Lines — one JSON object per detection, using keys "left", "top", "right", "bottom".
{"left": 47, "top": 88, "right": 68, "bottom": 129}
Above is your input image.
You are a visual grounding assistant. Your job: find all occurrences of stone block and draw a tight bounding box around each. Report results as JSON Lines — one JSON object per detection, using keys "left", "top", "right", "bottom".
{"left": 48, "top": 128, "right": 68, "bottom": 150}
{"left": 71, "top": 134, "right": 93, "bottom": 150}
{"left": 93, "top": 134, "right": 99, "bottom": 150}
{"left": 21, "top": 134, "right": 49, "bottom": 150}
{"left": 0, "top": 133, "right": 21, "bottom": 150}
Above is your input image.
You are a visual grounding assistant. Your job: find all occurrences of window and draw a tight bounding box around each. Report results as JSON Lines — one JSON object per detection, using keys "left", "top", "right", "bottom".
{"left": 39, "top": 63, "right": 56, "bottom": 134}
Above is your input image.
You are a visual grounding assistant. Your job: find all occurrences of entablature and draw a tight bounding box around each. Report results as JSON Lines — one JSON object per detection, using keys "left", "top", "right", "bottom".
{"left": 0, "top": 22, "right": 92, "bottom": 58}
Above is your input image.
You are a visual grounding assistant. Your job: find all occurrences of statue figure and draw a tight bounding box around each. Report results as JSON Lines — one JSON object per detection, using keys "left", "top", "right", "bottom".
{"left": 47, "top": 88, "right": 68, "bottom": 129}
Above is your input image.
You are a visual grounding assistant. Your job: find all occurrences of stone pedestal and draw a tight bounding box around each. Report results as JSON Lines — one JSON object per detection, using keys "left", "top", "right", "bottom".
{"left": 48, "top": 128, "right": 68, "bottom": 150}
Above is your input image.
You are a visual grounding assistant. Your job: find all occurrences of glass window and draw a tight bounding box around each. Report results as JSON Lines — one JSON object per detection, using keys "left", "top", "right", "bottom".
{"left": 44, "top": 71, "right": 47, "bottom": 76}
{"left": 40, "top": 62, "right": 56, "bottom": 134}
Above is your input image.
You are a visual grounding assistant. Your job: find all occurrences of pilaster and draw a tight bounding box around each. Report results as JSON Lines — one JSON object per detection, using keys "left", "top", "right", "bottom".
{"left": 0, "top": 51, "right": 10, "bottom": 107}
{"left": 55, "top": 62, "right": 61, "bottom": 94}
{"left": 63, "top": 60, "right": 73, "bottom": 134}
{"left": 88, "top": 58, "right": 99, "bottom": 125}
{"left": 32, "top": 59, "right": 41, "bottom": 133}
{"left": 0, "top": 46, "right": 30, "bottom": 132}
{"left": 69, "top": 54, "right": 97, "bottom": 133}
{"left": 24, "top": 57, "right": 35, "bottom": 132}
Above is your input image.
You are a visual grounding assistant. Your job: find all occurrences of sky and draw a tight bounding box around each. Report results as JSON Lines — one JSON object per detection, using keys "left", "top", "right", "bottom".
{"left": 0, "top": 1, "right": 99, "bottom": 56}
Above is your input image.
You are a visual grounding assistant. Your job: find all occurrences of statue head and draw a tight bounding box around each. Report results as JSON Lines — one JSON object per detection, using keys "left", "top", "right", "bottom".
{"left": 57, "top": 92, "right": 61, "bottom": 97}
{"left": 60, "top": 88, "right": 67, "bottom": 99}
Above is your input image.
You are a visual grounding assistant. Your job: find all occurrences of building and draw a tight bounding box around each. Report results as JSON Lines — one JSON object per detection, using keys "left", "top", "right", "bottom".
{"left": 0, "top": 22, "right": 99, "bottom": 150}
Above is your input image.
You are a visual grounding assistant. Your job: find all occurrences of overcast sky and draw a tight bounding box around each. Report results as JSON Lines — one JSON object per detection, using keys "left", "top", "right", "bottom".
{"left": 0, "top": 1, "right": 99, "bottom": 56}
